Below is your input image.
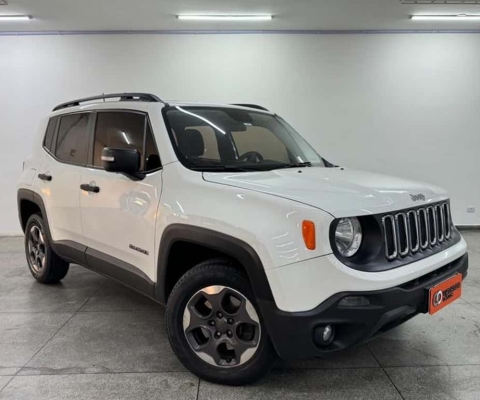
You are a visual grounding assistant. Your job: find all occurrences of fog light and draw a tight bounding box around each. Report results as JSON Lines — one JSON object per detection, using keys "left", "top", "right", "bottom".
{"left": 313, "top": 324, "right": 335, "bottom": 347}
{"left": 338, "top": 296, "right": 370, "bottom": 307}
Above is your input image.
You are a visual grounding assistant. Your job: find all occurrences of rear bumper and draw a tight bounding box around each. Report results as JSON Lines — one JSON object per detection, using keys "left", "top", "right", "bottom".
{"left": 259, "top": 252, "right": 468, "bottom": 360}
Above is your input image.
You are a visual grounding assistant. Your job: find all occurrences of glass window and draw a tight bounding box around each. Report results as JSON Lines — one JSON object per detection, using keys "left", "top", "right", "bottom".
{"left": 232, "top": 126, "right": 289, "bottom": 163}
{"left": 43, "top": 117, "right": 58, "bottom": 152}
{"left": 165, "top": 107, "right": 324, "bottom": 172}
{"left": 170, "top": 125, "right": 220, "bottom": 163}
{"left": 55, "top": 114, "right": 90, "bottom": 164}
{"left": 93, "top": 112, "right": 160, "bottom": 172}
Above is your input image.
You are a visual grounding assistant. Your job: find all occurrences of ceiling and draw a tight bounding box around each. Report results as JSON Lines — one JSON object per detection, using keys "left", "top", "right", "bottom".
{"left": 2, "top": 0, "right": 480, "bottom": 33}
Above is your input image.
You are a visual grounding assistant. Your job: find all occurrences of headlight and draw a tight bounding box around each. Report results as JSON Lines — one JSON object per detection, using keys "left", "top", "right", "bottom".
{"left": 335, "top": 217, "right": 362, "bottom": 257}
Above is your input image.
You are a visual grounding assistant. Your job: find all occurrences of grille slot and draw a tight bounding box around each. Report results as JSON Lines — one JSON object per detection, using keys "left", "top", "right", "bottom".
{"left": 407, "top": 210, "right": 419, "bottom": 253}
{"left": 418, "top": 208, "right": 429, "bottom": 249}
{"left": 427, "top": 206, "right": 437, "bottom": 246}
{"left": 396, "top": 213, "right": 409, "bottom": 257}
{"left": 443, "top": 203, "right": 451, "bottom": 239}
{"left": 382, "top": 215, "right": 397, "bottom": 260}
{"left": 381, "top": 202, "right": 452, "bottom": 261}
{"left": 436, "top": 204, "right": 444, "bottom": 242}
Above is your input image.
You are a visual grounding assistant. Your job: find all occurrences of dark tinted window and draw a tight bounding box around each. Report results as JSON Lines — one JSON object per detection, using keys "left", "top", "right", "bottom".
{"left": 55, "top": 114, "right": 90, "bottom": 164}
{"left": 94, "top": 112, "right": 160, "bottom": 171}
{"left": 43, "top": 117, "right": 58, "bottom": 152}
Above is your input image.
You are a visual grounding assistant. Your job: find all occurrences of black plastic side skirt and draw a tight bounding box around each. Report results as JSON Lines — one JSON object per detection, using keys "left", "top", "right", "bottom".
{"left": 54, "top": 240, "right": 88, "bottom": 265}
{"left": 84, "top": 248, "right": 155, "bottom": 298}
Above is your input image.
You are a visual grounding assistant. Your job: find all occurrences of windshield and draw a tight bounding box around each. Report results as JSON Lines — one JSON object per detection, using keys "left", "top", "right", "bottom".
{"left": 164, "top": 106, "right": 325, "bottom": 171}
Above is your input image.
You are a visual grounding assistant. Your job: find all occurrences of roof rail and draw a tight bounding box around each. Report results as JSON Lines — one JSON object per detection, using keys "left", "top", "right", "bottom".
{"left": 231, "top": 104, "right": 269, "bottom": 111}
{"left": 53, "top": 92, "right": 168, "bottom": 112}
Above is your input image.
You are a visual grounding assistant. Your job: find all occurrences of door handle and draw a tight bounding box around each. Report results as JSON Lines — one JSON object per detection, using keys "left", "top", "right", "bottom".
{"left": 38, "top": 173, "right": 52, "bottom": 181}
{"left": 80, "top": 184, "right": 100, "bottom": 193}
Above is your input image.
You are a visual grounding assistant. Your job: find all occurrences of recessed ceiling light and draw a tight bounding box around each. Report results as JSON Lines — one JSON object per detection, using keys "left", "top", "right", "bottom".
{"left": 411, "top": 14, "right": 480, "bottom": 20}
{"left": 177, "top": 15, "right": 273, "bottom": 21}
{"left": 0, "top": 15, "right": 33, "bottom": 21}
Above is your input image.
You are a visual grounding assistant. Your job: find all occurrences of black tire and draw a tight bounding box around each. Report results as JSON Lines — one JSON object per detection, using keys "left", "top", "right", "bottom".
{"left": 166, "top": 259, "right": 278, "bottom": 385}
{"left": 24, "top": 213, "right": 69, "bottom": 283}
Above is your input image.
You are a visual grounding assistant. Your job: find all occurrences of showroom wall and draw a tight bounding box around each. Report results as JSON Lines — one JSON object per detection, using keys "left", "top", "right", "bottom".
{"left": 0, "top": 33, "right": 479, "bottom": 234}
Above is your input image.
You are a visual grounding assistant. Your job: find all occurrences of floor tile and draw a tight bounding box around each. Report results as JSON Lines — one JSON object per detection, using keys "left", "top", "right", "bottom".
{"left": 0, "top": 255, "right": 107, "bottom": 313}
{"left": 81, "top": 281, "right": 160, "bottom": 312}
{"left": 198, "top": 369, "right": 402, "bottom": 400}
{"left": 462, "top": 278, "right": 480, "bottom": 305}
{"left": 21, "top": 310, "right": 185, "bottom": 375}
{"left": 0, "top": 372, "right": 198, "bottom": 400}
{"left": 0, "top": 237, "right": 23, "bottom": 254}
{"left": 369, "top": 303, "right": 480, "bottom": 367}
{"left": 0, "top": 252, "right": 32, "bottom": 277}
{"left": 279, "top": 345, "right": 379, "bottom": 369}
{"left": 0, "top": 369, "right": 19, "bottom": 377}
{"left": 0, "top": 313, "right": 72, "bottom": 368}
{"left": 386, "top": 365, "right": 480, "bottom": 400}
{"left": 0, "top": 377, "right": 13, "bottom": 393}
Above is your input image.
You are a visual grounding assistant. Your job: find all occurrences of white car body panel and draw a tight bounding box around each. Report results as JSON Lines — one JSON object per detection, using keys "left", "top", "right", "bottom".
{"left": 36, "top": 152, "right": 85, "bottom": 244}
{"left": 268, "top": 238, "right": 467, "bottom": 312}
{"left": 80, "top": 167, "right": 162, "bottom": 281}
{"left": 203, "top": 168, "right": 448, "bottom": 218}
{"left": 154, "top": 162, "right": 335, "bottom": 281}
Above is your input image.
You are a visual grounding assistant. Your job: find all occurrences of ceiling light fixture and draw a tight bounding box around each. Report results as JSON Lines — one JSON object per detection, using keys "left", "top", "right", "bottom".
{"left": 0, "top": 15, "right": 33, "bottom": 21}
{"left": 411, "top": 14, "right": 480, "bottom": 20}
{"left": 177, "top": 15, "right": 273, "bottom": 21}
{"left": 403, "top": 0, "right": 480, "bottom": 4}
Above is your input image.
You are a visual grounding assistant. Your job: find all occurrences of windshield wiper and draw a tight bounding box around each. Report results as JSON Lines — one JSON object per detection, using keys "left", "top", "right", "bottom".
{"left": 189, "top": 165, "right": 264, "bottom": 172}
{"left": 273, "top": 161, "right": 312, "bottom": 169}
{"left": 190, "top": 162, "right": 313, "bottom": 172}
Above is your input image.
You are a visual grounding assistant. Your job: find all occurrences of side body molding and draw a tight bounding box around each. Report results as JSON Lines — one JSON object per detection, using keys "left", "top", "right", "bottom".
{"left": 156, "top": 224, "right": 275, "bottom": 305}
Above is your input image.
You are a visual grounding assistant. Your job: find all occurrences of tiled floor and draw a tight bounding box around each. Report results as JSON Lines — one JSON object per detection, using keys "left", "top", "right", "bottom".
{"left": 0, "top": 232, "right": 479, "bottom": 399}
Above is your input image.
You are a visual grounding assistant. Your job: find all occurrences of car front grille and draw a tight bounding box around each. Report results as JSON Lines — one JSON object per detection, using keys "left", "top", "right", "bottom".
{"left": 382, "top": 202, "right": 452, "bottom": 261}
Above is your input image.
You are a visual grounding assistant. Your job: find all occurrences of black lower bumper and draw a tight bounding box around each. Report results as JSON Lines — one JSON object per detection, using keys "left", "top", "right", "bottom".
{"left": 259, "top": 252, "right": 468, "bottom": 360}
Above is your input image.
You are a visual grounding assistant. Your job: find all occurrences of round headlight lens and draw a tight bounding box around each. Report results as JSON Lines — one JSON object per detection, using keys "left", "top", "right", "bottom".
{"left": 335, "top": 217, "right": 362, "bottom": 257}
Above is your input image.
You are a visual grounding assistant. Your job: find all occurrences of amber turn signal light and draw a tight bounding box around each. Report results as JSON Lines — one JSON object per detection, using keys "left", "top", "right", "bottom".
{"left": 302, "top": 220, "right": 316, "bottom": 250}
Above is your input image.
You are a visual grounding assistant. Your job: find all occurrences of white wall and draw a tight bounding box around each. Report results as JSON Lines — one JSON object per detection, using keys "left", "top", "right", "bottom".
{"left": 0, "top": 33, "right": 479, "bottom": 234}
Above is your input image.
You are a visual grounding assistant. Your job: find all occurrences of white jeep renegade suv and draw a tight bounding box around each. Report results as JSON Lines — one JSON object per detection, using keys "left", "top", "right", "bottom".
{"left": 17, "top": 93, "right": 468, "bottom": 385}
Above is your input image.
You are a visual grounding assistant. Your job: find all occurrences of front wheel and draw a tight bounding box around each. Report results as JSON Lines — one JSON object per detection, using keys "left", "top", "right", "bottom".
{"left": 166, "top": 260, "right": 277, "bottom": 385}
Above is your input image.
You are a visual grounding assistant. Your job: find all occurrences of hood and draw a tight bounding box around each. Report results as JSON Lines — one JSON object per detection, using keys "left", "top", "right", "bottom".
{"left": 203, "top": 167, "right": 448, "bottom": 218}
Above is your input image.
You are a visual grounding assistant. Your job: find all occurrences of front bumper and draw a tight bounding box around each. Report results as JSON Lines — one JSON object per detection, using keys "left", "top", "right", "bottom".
{"left": 259, "top": 252, "right": 468, "bottom": 360}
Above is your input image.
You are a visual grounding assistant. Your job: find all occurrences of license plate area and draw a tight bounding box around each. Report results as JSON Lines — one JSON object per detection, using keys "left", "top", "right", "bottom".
{"left": 428, "top": 274, "right": 462, "bottom": 315}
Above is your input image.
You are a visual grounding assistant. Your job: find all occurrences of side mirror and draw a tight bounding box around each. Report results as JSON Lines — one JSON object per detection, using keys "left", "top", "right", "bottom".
{"left": 102, "top": 147, "right": 144, "bottom": 179}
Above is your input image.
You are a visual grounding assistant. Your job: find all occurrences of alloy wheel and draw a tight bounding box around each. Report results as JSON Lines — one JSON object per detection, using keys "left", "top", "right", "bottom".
{"left": 28, "top": 225, "right": 46, "bottom": 273}
{"left": 183, "top": 285, "right": 261, "bottom": 368}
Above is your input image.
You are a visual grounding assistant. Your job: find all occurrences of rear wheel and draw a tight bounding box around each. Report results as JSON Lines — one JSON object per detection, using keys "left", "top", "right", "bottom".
{"left": 166, "top": 260, "right": 277, "bottom": 385}
{"left": 24, "top": 214, "right": 69, "bottom": 283}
